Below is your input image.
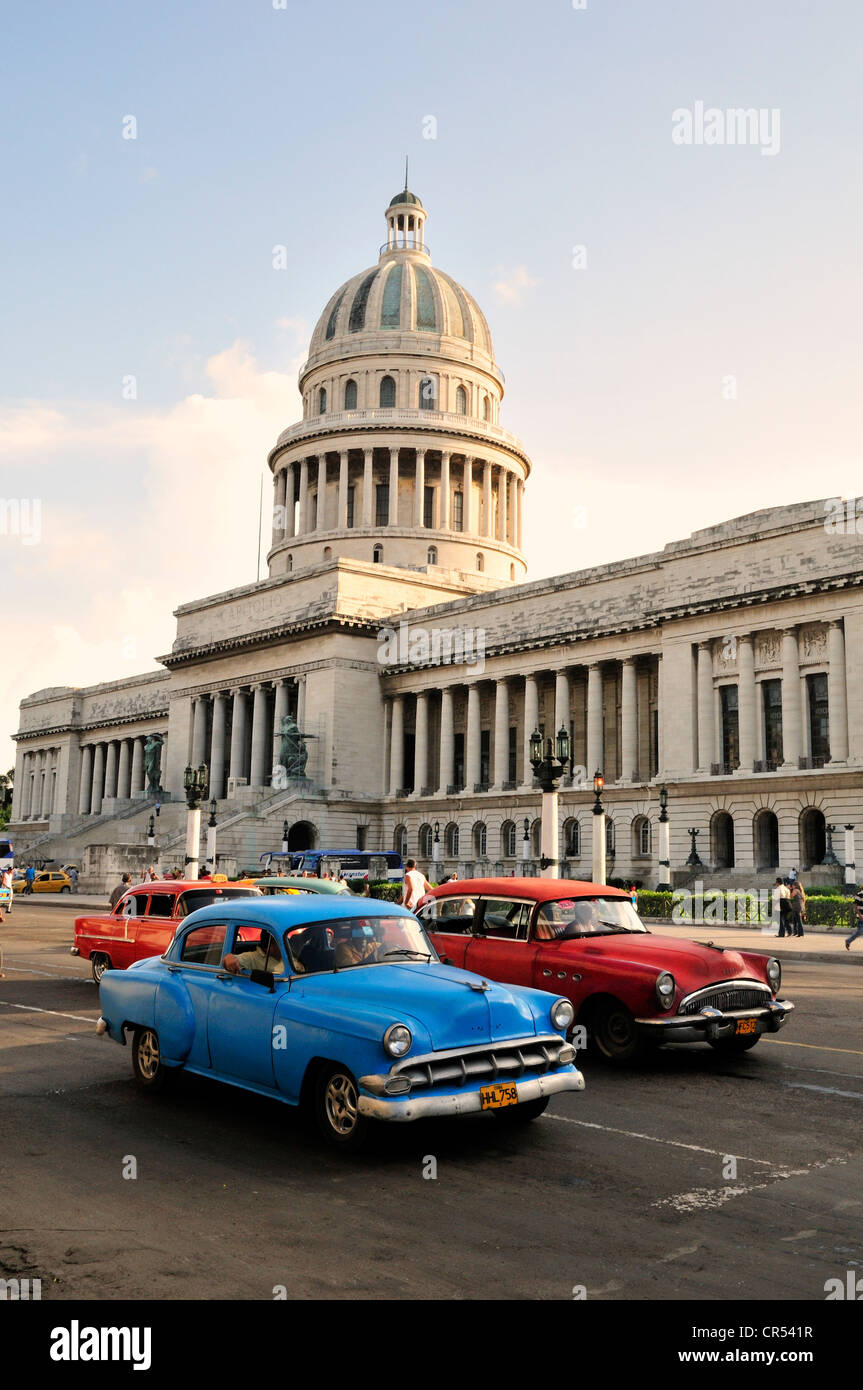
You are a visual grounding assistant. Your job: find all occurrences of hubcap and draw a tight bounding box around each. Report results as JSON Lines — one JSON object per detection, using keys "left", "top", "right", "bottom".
{"left": 93, "top": 958, "right": 105, "bottom": 981}
{"left": 138, "top": 1030, "right": 160, "bottom": 1080}
{"left": 325, "top": 1073, "right": 358, "bottom": 1135}
{"left": 604, "top": 1010, "right": 633, "bottom": 1051}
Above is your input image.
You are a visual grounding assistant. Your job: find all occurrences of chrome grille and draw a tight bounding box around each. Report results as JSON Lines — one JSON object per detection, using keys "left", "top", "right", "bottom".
{"left": 678, "top": 983, "right": 771, "bottom": 1016}
{"left": 395, "top": 1035, "right": 570, "bottom": 1091}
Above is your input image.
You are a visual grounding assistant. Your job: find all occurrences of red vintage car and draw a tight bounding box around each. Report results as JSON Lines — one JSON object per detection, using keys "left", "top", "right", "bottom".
{"left": 72, "top": 879, "right": 262, "bottom": 982}
{"left": 416, "top": 878, "right": 794, "bottom": 1063}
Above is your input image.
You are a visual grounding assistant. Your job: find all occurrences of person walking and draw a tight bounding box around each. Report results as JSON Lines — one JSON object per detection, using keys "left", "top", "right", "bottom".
{"left": 68, "top": 865, "right": 79, "bottom": 894}
{"left": 401, "top": 859, "right": 432, "bottom": 912}
{"left": 845, "top": 890, "right": 863, "bottom": 950}
{"left": 24, "top": 864, "right": 36, "bottom": 895}
{"left": 772, "top": 877, "right": 792, "bottom": 936}
{"left": 109, "top": 873, "right": 132, "bottom": 910}
{"left": 789, "top": 879, "right": 806, "bottom": 938}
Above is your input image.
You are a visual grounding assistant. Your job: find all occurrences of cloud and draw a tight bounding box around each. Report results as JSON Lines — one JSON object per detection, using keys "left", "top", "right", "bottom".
{"left": 491, "top": 265, "right": 540, "bottom": 304}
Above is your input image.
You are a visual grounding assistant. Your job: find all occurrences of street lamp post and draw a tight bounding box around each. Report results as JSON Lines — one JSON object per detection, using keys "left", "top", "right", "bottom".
{"left": 432, "top": 820, "right": 441, "bottom": 864}
{"left": 656, "top": 785, "right": 671, "bottom": 892}
{"left": 206, "top": 799, "right": 217, "bottom": 875}
{"left": 521, "top": 817, "right": 530, "bottom": 864}
{"left": 844, "top": 824, "right": 856, "bottom": 888}
{"left": 182, "top": 763, "right": 209, "bottom": 882}
{"left": 529, "top": 726, "right": 571, "bottom": 880}
{"left": 146, "top": 814, "right": 156, "bottom": 850}
{"left": 281, "top": 820, "right": 289, "bottom": 855}
{"left": 821, "top": 822, "right": 840, "bottom": 869}
{"left": 591, "top": 771, "right": 606, "bottom": 886}
{"left": 686, "top": 827, "right": 703, "bottom": 869}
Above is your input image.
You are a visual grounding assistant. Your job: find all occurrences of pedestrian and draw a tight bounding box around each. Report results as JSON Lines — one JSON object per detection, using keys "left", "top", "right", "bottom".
{"left": 0, "top": 874, "right": 6, "bottom": 977}
{"left": 772, "top": 877, "right": 792, "bottom": 936}
{"left": 402, "top": 858, "right": 433, "bottom": 912}
{"left": 449, "top": 871, "right": 458, "bottom": 882}
{"left": 788, "top": 866, "right": 799, "bottom": 885}
{"left": 24, "top": 864, "right": 36, "bottom": 895}
{"left": 109, "top": 873, "right": 132, "bottom": 910}
{"left": 845, "top": 890, "right": 863, "bottom": 950}
{"left": 629, "top": 884, "right": 638, "bottom": 909}
{"left": 68, "top": 865, "right": 79, "bottom": 893}
{"left": 789, "top": 879, "right": 806, "bottom": 938}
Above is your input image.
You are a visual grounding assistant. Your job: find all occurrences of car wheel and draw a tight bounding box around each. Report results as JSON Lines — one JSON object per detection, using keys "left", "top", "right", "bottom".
{"left": 708, "top": 1033, "right": 760, "bottom": 1055}
{"left": 316, "top": 1065, "right": 370, "bottom": 1151}
{"left": 492, "top": 1096, "right": 548, "bottom": 1124}
{"left": 591, "top": 1000, "right": 642, "bottom": 1064}
{"left": 91, "top": 954, "right": 110, "bottom": 984}
{"left": 61, "top": 885, "right": 71, "bottom": 893}
{"left": 131, "top": 1026, "right": 174, "bottom": 1091}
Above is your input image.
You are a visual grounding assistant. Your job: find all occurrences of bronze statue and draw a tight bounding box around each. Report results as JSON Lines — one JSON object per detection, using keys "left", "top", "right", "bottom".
{"left": 144, "top": 733, "right": 164, "bottom": 793}
{"left": 278, "top": 714, "right": 308, "bottom": 779}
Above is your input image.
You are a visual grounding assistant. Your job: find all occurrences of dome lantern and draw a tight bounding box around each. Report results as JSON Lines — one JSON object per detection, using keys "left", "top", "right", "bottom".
{"left": 382, "top": 159, "right": 428, "bottom": 258}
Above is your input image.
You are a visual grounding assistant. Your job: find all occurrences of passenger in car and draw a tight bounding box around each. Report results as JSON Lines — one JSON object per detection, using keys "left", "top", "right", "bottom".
{"left": 223, "top": 930, "right": 286, "bottom": 976}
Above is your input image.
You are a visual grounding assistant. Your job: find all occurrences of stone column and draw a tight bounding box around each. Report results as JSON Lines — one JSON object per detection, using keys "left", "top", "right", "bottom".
{"left": 296, "top": 675, "right": 307, "bottom": 729}
{"left": 209, "top": 694, "right": 227, "bottom": 799}
{"left": 312, "top": 455, "right": 324, "bottom": 531}
{"left": 463, "top": 458, "right": 474, "bottom": 534}
{"left": 440, "top": 452, "right": 451, "bottom": 530}
{"left": 104, "top": 740, "right": 118, "bottom": 799}
{"left": 586, "top": 664, "right": 604, "bottom": 775}
{"left": 362, "top": 449, "right": 373, "bottom": 527}
{"left": 414, "top": 448, "right": 425, "bottom": 526}
{"left": 192, "top": 696, "right": 208, "bottom": 767}
{"left": 827, "top": 620, "right": 849, "bottom": 762}
{"left": 508, "top": 473, "right": 517, "bottom": 546}
{"left": 389, "top": 696, "right": 404, "bottom": 795}
{"left": 466, "top": 684, "right": 481, "bottom": 789}
{"left": 250, "top": 685, "right": 270, "bottom": 787}
{"left": 298, "top": 458, "right": 309, "bottom": 534}
{"left": 38, "top": 750, "right": 50, "bottom": 818}
{"left": 413, "top": 692, "right": 428, "bottom": 794}
{"left": 273, "top": 468, "right": 287, "bottom": 545}
{"left": 522, "top": 673, "right": 539, "bottom": 786}
{"left": 338, "top": 450, "right": 349, "bottom": 529}
{"left": 493, "top": 678, "right": 510, "bottom": 788}
{"left": 781, "top": 628, "right": 802, "bottom": 767}
{"left": 284, "top": 466, "right": 295, "bottom": 539}
{"left": 517, "top": 480, "right": 525, "bottom": 550}
{"left": 438, "top": 688, "right": 454, "bottom": 792}
{"left": 482, "top": 460, "right": 492, "bottom": 537}
{"left": 229, "top": 690, "right": 248, "bottom": 782}
{"left": 388, "top": 448, "right": 399, "bottom": 526}
{"left": 554, "top": 668, "right": 571, "bottom": 743}
{"left": 117, "top": 738, "right": 132, "bottom": 799}
{"left": 696, "top": 642, "right": 715, "bottom": 772}
{"left": 272, "top": 680, "right": 289, "bottom": 781}
{"left": 499, "top": 467, "right": 508, "bottom": 542}
{"left": 130, "top": 737, "right": 144, "bottom": 795}
{"left": 78, "top": 745, "right": 93, "bottom": 814}
{"left": 621, "top": 658, "right": 638, "bottom": 781}
{"left": 90, "top": 743, "right": 105, "bottom": 815}
{"left": 737, "top": 634, "right": 756, "bottom": 771}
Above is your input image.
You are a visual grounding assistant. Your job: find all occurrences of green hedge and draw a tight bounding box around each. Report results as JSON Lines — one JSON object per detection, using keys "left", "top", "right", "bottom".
{"left": 636, "top": 887, "right": 857, "bottom": 929}
{"left": 367, "top": 881, "right": 404, "bottom": 902}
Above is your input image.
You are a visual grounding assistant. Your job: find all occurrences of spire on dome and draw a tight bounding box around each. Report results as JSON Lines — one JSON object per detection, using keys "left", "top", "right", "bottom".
{"left": 382, "top": 172, "right": 428, "bottom": 256}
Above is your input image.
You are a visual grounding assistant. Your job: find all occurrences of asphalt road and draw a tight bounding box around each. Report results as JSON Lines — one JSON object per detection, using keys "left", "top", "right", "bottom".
{"left": 1, "top": 900, "right": 861, "bottom": 1301}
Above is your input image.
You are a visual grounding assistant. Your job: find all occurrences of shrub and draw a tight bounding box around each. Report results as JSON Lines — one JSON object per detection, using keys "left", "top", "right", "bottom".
{"left": 635, "top": 891, "right": 674, "bottom": 919}
{"left": 367, "top": 880, "right": 403, "bottom": 902}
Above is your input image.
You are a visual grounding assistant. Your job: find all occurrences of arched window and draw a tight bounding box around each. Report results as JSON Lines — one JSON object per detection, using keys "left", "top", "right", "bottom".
{"left": 799, "top": 807, "right": 826, "bottom": 869}
{"left": 323, "top": 546, "right": 332, "bottom": 560}
{"left": 455, "top": 385, "right": 468, "bottom": 415}
{"left": 379, "top": 375, "right": 396, "bottom": 408}
{"left": 476, "top": 553, "right": 484, "bottom": 572}
{"left": 419, "top": 824, "right": 433, "bottom": 859}
{"left": 473, "top": 822, "right": 487, "bottom": 858}
{"left": 344, "top": 379, "right": 358, "bottom": 410}
{"left": 427, "top": 546, "right": 437, "bottom": 566}
{"left": 373, "top": 544, "right": 383, "bottom": 564}
{"left": 446, "top": 822, "right": 460, "bottom": 858}
{"left": 482, "top": 395, "right": 490, "bottom": 421}
{"left": 633, "top": 816, "right": 650, "bottom": 857}
{"left": 711, "top": 810, "right": 735, "bottom": 869}
{"left": 501, "top": 820, "right": 517, "bottom": 857}
{"left": 318, "top": 386, "right": 327, "bottom": 414}
{"left": 754, "top": 809, "right": 779, "bottom": 870}
{"left": 530, "top": 819, "right": 542, "bottom": 857}
{"left": 286, "top": 554, "right": 293, "bottom": 572}
{"left": 606, "top": 820, "right": 616, "bottom": 855}
{"left": 418, "top": 375, "right": 437, "bottom": 410}
{"left": 394, "top": 824, "right": 408, "bottom": 859}
{"left": 563, "top": 818, "right": 580, "bottom": 857}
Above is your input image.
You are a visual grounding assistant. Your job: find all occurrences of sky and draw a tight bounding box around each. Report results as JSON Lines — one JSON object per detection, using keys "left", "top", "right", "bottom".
{"left": 2, "top": 0, "right": 862, "bottom": 768}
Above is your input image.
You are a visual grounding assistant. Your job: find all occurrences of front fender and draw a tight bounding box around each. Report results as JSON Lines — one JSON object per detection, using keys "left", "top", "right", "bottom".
{"left": 272, "top": 994, "right": 434, "bottom": 1102}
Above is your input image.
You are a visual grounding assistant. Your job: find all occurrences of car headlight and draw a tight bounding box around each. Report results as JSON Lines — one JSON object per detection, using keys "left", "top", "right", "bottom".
{"left": 766, "top": 957, "right": 781, "bottom": 992}
{"left": 655, "top": 972, "right": 675, "bottom": 1010}
{"left": 551, "top": 998, "right": 575, "bottom": 1032}
{"left": 383, "top": 1023, "right": 412, "bottom": 1057}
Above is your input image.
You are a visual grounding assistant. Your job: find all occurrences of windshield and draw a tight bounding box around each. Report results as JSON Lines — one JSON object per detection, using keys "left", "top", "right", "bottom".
{"left": 283, "top": 915, "right": 438, "bottom": 974}
{"left": 176, "top": 887, "right": 260, "bottom": 917}
{"left": 536, "top": 896, "right": 648, "bottom": 939}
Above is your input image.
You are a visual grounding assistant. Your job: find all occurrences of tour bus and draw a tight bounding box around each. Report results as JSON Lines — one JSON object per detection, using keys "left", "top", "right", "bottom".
{"left": 0, "top": 838, "right": 13, "bottom": 873}
{"left": 259, "top": 849, "right": 403, "bottom": 884}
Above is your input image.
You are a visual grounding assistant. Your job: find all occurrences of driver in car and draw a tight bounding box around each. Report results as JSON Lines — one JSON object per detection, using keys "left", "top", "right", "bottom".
{"left": 223, "top": 929, "right": 286, "bottom": 976}
{"left": 333, "top": 922, "right": 382, "bottom": 968}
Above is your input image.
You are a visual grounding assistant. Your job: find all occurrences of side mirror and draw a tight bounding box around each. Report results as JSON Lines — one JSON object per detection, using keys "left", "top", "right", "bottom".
{"left": 441, "top": 955, "right": 454, "bottom": 966}
{"left": 249, "top": 969, "right": 276, "bottom": 992}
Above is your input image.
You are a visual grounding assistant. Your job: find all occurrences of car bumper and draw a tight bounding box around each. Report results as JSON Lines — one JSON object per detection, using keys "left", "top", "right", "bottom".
{"left": 357, "top": 1067, "right": 584, "bottom": 1122}
{"left": 635, "top": 998, "right": 794, "bottom": 1044}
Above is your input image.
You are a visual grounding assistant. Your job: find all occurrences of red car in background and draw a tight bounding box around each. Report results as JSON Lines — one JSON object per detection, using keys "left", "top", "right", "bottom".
{"left": 72, "top": 879, "right": 262, "bottom": 982}
{"left": 416, "top": 878, "right": 793, "bottom": 1063}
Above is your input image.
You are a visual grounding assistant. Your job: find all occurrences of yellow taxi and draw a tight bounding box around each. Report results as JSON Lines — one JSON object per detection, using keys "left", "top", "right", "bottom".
{"left": 14, "top": 869, "right": 73, "bottom": 894}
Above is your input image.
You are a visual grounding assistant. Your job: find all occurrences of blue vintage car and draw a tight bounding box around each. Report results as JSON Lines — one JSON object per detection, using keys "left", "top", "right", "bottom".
{"left": 96, "top": 896, "right": 584, "bottom": 1148}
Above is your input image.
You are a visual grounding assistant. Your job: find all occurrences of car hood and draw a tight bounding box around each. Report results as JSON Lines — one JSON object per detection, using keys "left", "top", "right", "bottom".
{"left": 297, "top": 961, "right": 542, "bottom": 1050}
{"left": 567, "top": 932, "right": 764, "bottom": 987}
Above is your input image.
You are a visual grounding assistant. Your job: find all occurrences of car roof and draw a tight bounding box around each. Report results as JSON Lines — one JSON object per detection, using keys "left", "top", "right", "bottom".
{"left": 182, "top": 896, "right": 416, "bottom": 927}
{"left": 256, "top": 876, "right": 348, "bottom": 893}
{"left": 128, "top": 880, "right": 260, "bottom": 893}
{"left": 427, "top": 877, "right": 629, "bottom": 902}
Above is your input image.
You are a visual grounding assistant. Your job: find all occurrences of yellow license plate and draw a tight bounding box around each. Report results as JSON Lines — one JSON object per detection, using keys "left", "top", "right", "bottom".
{"left": 480, "top": 1083, "right": 519, "bottom": 1110}
{"left": 736, "top": 1017, "right": 758, "bottom": 1035}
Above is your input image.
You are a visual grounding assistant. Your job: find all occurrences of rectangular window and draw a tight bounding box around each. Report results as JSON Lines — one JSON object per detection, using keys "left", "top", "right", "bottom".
{"left": 423, "top": 485, "right": 435, "bottom": 529}
{"left": 807, "top": 673, "right": 830, "bottom": 764}
{"left": 720, "top": 685, "right": 739, "bottom": 770}
{"left": 453, "top": 732, "right": 465, "bottom": 788}
{"left": 375, "top": 483, "right": 389, "bottom": 527}
{"left": 479, "top": 730, "right": 490, "bottom": 787}
{"left": 346, "top": 486, "right": 355, "bottom": 529}
{"left": 508, "top": 726, "right": 518, "bottom": 783}
{"left": 452, "top": 491, "right": 464, "bottom": 532}
{"left": 763, "top": 679, "right": 783, "bottom": 768}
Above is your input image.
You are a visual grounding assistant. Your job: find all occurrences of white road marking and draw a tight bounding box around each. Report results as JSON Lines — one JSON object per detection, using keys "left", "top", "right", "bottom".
{"left": 780, "top": 1230, "right": 818, "bottom": 1242}
{"left": 763, "top": 1039, "right": 863, "bottom": 1057}
{"left": 545, "top": 1114, "right": 778, "bottom": 1167}
{"left": 785, "top": 1081, "right": 863, "bottom": 1100}
{"left": 2, "top": 965, "right": 91, "bottom": 980}
{"left": 660, "top": 1244, "right": 701, "bottom": 1262}
{"left": 654, "top": 1157, "right": 847, "bottom": 1214}
{"left": 0, "top": 1000, "right": 97, "bottom": 1025}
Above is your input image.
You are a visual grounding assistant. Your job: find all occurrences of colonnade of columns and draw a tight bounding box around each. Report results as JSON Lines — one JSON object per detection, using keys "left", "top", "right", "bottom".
{"left": 73, "top": 734, "right": 151, "bottom": 817}
{"left": 18, "top": 745, "right": 60, "bottom": 820}
{"left": 271, "top": 447, "right": 525, "bottom": 548}
{"left": 189, "top": 676, "right": 306, "bottom": 800}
